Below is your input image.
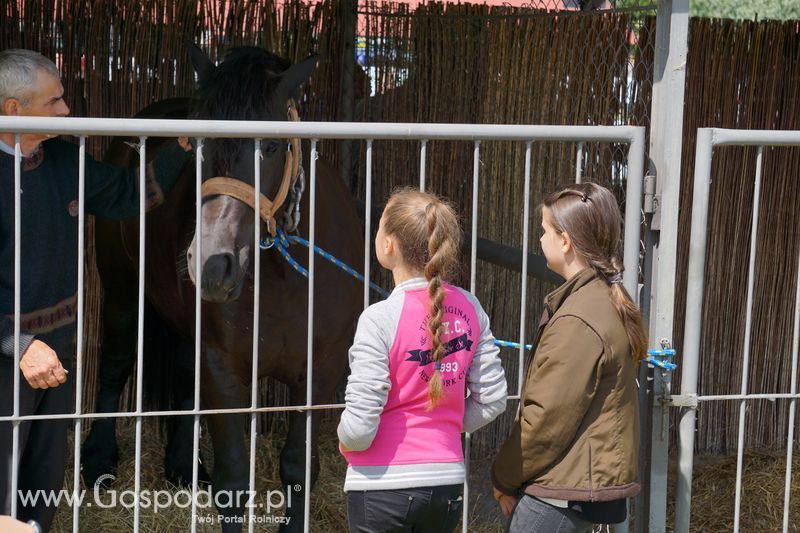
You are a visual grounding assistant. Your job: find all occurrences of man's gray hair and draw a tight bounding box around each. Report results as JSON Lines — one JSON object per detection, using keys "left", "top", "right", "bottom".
{"left": 0, "top": 49, "right": 60, "bottom": 110}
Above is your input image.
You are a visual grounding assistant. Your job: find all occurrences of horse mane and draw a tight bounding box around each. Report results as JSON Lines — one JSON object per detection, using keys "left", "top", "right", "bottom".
{"left": 190, "top": 47, "right": 292, "bottom": 175}
{"left": 190, "top": 47, "right": 291, "bottom": 121}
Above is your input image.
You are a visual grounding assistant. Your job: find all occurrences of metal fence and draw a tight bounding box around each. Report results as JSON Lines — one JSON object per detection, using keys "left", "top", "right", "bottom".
{"left": 0, "top": 115, "right": 645, "bottom": 532}
{"left": 674, "top": 128, "right": 800, "bottom": 533}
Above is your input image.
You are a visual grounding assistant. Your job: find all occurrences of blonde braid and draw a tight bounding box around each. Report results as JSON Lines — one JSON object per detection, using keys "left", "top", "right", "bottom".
{"left": 424, "top": 203, "right": 456, "bottom": 409}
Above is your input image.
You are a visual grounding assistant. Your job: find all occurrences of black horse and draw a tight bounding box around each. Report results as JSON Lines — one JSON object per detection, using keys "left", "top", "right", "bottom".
{"left": 82, "top": 45, "right": 362, "bottom": 532}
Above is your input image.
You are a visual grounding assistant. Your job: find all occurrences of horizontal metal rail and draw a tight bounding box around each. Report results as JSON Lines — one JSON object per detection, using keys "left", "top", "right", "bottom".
{"left": 0, "top": 116, "right": 643, "bottom": 142}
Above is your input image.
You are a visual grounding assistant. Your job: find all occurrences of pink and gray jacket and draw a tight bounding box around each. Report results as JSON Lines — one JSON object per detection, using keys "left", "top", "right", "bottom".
{"left": 338, "top": 277, "right": 507, "bottom": 491}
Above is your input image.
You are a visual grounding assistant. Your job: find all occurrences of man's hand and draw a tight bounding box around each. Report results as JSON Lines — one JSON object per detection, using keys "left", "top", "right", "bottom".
{"left": 493, "top": 487, "right": 518, "bottom": 517}
{"left": 19, "top": 340, "right": 68, "bottom": 389}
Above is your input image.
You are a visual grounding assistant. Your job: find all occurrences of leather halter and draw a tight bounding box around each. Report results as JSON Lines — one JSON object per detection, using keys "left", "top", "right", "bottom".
{"left": 200, "top": 101, "right": 302, "bottom": 236}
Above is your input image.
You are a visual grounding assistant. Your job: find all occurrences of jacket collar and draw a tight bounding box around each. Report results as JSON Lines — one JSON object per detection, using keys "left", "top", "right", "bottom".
{"left": 390, "top": 276, "right": 428, "bottom": 296}
{"left": 544, "top": 267, "right": 599, "bottom": 315}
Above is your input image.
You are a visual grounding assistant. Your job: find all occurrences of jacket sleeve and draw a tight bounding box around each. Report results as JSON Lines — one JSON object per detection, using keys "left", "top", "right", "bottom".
{"left": 0, "top": 315, "right": 35, "bottom": 359}
{"left": 491, "top": 315, "right": 604, "bottom": 495}
{"left": 337, "top": 308, "right": 392, "bottom": 451}
{"left": 463, "top": 301, "right": 507, "bottom": 433}
{"left": 85, "top": 140, "right": 191, "bottom": 219}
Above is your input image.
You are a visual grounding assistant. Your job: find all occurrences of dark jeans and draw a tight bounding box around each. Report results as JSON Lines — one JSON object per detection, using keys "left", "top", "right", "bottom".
{"left": 507, "top": 495, "right": 593, "bottom": 533}
{"left": 0, "top": 359, "right": 75, "bottom": 532}
{"left": 347, "top": 484, "right": 463, "bottom": 533}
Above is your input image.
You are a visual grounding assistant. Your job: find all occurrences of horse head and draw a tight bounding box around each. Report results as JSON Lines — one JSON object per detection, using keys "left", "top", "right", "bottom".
{"left": 185, "top": 44, "right": 316, "bottom": 302}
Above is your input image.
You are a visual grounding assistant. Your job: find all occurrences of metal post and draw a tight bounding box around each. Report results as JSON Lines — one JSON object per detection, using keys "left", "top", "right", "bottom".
{"left": 133, "top": 136, "right": 147, "bottom": 533}
{"left": 304, "top": 140, "right": 318, "bottom": 532}
{"left": 419, "top": 140, "right": 427, "bottom": 191}
{"left": 784, "top": 243, "right": 800, "bottom": 533}
{"left": 641, "top": 1, "right": 690, "bottom": 531}
{"left": 462, "top": 140, "right": 481, "bottom": 532}
{"left": 247, "top": 139, "right": 262, "bottom": 533}
{"left": 674, "top": 128, "right": 714, "bottom": 533}
{"left": 190, "top": 138, "right": 204, "bottom": 533}
{"left": 72, "top": 137, "right": 87, "bottom": 533}
{"left": 733, "top": 146, "right": 764, "bottom": 533}
{"left": 364, "top": 140, "right": 373, "bottom": 310}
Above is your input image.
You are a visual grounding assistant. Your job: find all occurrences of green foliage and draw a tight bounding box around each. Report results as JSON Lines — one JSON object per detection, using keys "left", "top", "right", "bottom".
{"left": 691, "top": 0, "right": 800, "bottom": 20}
{"left": 613, "top": 0, "right": 800, "bottom": 21}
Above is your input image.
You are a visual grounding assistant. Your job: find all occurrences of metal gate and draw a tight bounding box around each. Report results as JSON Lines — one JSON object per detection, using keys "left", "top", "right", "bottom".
{"left": 674, "top": 128, "right": 800, "bottom": 533}
{"left": 0, "top": 115, "right": 645, "bottom": 532}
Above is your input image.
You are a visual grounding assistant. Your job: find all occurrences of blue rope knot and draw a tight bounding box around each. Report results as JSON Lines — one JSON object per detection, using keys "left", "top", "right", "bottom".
{"left": 644, "top": 348, "right": 678, "bottom": 371}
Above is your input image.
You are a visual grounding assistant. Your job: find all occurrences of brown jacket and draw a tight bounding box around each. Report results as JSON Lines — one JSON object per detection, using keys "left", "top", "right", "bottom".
{"left": 492, "top": 268, "right": 640, "bottom": 502}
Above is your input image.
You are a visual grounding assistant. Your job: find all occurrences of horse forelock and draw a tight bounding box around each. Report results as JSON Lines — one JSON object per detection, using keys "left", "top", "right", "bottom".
{"left": 190, "top": 47, "right": 291, "bottom": 177}
{"left": 190, "top": 47, "right": 291, "bottom": 121}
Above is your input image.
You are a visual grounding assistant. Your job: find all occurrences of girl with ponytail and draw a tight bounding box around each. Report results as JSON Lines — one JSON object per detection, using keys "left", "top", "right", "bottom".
{"left": 492, "top": 182, "right": 645, "bottom": 532}
{"left": 338, "top": 188, "right": 507, "bottom": 533}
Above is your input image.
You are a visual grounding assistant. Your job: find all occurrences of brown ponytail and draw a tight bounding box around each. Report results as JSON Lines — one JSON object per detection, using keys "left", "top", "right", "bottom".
{"left": 543, "top": 183, "right": 648, "bottom": 361}
{"left": 382, "top": 189, "right": 461, "bottom": 408}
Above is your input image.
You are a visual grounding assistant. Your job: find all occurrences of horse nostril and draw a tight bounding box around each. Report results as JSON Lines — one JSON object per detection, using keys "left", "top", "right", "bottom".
{"left": 201, "top": 253, "right": 239, "bottom": 292}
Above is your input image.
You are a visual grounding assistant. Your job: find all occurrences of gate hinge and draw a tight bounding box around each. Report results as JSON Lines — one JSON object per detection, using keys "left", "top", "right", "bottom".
{"left": 643, "top": 174, "right": 661, "bottom": 229}
{"left": 662, "top": 393, "right": 698, "bottom": 409}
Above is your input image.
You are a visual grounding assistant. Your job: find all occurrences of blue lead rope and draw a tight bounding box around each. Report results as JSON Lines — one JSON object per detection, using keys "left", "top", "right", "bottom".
{"left": 261, "top": 229, "right": 390, "bottom": 298}
{"left": 261, "top": 228, "right": 532, "bottom": 351}
{"left": 261, "top": 229, "right": 675, "bottom": 364}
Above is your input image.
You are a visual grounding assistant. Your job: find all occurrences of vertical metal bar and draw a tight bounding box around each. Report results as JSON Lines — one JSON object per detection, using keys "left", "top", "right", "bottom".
{"left": 72, "top": 136, "right": 87, "bottom": 533}
{"left": 11, "top": 134, "right": 21, "bottom": 519}
{"left": 462, "top": 140, "right": 481, "bottom": 532}
{"left": 470, "top": 141, "right": 480, "bottom": 291}
{"left": 622, "top": 131, "right": 645, "bottom": 298}
{"left": 575, "top": 141, "right": 584, "bottom": 184}
{"left": 641, "top": 1, "right": 690, "bottom": 528}
{"left": 190, "top": 138, "right": 204, "bottom": 533}
{"left": 733, "top": 146, "right": 764, "bottom": 533}
{"left": 247, "top": 139, "right": 262, "bottom": 533}
{"left": 419, "top": 140, "right": 427, "bottom": 192}
{"left": 304, "top": 140, "right": 318, "bottom": 532}
{"left": 364, "top": 140, "right": 373, "bottom": 310}
{"left": 675, "top": 128, "right": 714, "bottom": 533}
{"left": 133, "top": 136, "right": 147, "bottom": 533}
{"left": 519, "top": 142, "right": 532, "bottom": 396}
{"left": 615, "top": 129, "right": 646, "bottom": 533}
{"left": 784, "top": 241, "right": 800, "bottom": 533}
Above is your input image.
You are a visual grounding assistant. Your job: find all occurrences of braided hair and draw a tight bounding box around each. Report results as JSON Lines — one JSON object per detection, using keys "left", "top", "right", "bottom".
{"left": 382, "top": 188, "right": 462, "bottom": 408}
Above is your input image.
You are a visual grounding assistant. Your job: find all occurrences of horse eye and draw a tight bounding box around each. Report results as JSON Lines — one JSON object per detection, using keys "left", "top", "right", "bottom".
{"left": 264, "top": 141, "right": 280, "bottom": 154}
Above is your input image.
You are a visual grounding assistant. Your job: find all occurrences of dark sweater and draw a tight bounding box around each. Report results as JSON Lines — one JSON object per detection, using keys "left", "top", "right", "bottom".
{"left": 0, "top": 137, "right": 190, "bottom": 360}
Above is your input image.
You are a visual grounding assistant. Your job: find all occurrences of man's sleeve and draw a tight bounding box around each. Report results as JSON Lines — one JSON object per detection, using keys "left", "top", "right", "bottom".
{"left": 337, "top": 308, "right": 392, "bottom": 452}
{"left": 85, "top": 140, "right": 191, "bottom": 219}
{"left": 0, "top": 314, "right": 34, "bottom": 359}
{"left": 491, "top": 315, "right": 604, "bottom": 495}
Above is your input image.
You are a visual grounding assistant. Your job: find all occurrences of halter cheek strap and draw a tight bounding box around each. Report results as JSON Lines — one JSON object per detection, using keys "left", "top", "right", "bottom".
{"left": 200, "top": 100, "right": 303, "bottom": 236}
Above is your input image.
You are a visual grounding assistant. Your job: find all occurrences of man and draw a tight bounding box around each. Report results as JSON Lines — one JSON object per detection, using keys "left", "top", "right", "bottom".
{"left": 0, "top": 49, "right": 191, "bottom": 531}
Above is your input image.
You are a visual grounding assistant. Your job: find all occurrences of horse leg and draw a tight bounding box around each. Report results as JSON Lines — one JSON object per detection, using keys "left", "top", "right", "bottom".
{"left": 278, "top": 385, "right": 322, "bottom": 533}
{"left": 81, "top": 298, "right": 137, "bottom": 488}
{"left": 164, "top": 340, "right": 211, "bottom": 487}
{"left": 203, "top": 347, "right": 249, "bottom": 533}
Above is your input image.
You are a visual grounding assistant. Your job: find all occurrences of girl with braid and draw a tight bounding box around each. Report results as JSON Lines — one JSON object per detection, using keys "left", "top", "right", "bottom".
{"left": 492, "top": 182, "right": 645, "bottom": 532}
{"left": 338, "top": 188, "right": 507, "bottom": 533}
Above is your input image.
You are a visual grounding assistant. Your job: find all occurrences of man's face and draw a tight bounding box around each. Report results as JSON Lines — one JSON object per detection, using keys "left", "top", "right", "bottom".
{"left": 14, "top": 69, "right": 70, "bottom": 118}
{"left": 1, "top": 69, "right": 69, "bottom": 154}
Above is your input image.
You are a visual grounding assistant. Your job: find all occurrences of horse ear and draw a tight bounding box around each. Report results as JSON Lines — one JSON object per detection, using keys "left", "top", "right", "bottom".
{"left": 275, "top": 54, "right": 319, "bottom": 102}
{"left": 186, "top": 42, "right": 216, "bottom": 80}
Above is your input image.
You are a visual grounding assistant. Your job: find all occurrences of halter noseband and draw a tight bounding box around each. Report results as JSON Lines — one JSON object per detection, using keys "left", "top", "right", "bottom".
{"left": 200, "top": 100, "right": 302, "bottom": 236}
